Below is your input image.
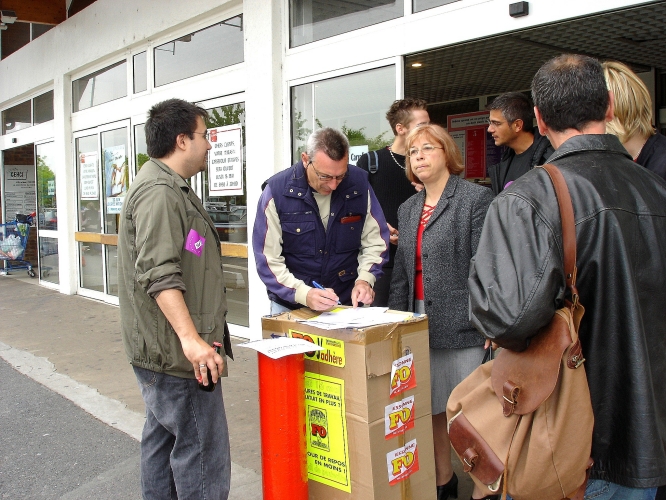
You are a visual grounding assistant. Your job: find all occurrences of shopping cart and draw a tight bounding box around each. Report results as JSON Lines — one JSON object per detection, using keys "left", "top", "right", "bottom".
{"left": 0, "top": 214, "right": 36, "bottom": 277}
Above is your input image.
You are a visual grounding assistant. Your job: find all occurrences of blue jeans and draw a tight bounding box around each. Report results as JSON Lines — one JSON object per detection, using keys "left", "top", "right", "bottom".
{"left": 133, "top": 366, "right": 231, "bottom": 500}
{"left": 585, "top": 479, "right": 657, "bottom": 500}
{"left": 270, "top": 300, "right": 292, "bottom": 315}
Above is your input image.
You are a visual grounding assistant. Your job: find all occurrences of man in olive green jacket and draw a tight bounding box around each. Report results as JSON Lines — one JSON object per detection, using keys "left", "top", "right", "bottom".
{"left": 118, "top": 98, "right": 233, "bottom": 500}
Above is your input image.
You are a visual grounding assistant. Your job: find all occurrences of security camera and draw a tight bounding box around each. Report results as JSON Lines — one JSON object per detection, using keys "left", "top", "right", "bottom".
{"left": 1, "top": 10, "right": 18, "bottom": 24}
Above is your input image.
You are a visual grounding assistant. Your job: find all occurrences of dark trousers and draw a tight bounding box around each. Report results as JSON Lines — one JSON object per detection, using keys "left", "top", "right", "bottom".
{"left": 373, "top": 266, "right": 393, "bottom": 307}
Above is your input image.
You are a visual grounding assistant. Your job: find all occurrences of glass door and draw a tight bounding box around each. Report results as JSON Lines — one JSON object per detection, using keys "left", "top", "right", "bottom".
{"left": 35, "top": 141, "right": 59, "bottom": 285}
{"left": 74, "top": 120, "right": 131, "bottom": 303}
{"left": 195, "top": 95, "right": 248, "bottom": 327}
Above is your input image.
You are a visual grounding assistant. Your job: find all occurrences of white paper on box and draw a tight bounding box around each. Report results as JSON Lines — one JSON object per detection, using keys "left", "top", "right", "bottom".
{"left": 384, "top": 395, "right": 415, "bottom": 439}
{"left": 386, "top": 438, "right": 420, "bottom": 485}
{"left": 237, "top": 337, "right": 323, "bottom": 359}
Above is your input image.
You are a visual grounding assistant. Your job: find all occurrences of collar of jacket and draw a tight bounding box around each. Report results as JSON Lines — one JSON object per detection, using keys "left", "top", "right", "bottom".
{"left": 150, "top": 157, "right": 193, "bottom": 194}
{"left": 548, "top": 134, "right": 632, "bottom": 163}
{"left": 282, "top": 160, "right": 364, "bottom": 202}
{"left": 417, "top": 174, "right": 461, "bottom": 226}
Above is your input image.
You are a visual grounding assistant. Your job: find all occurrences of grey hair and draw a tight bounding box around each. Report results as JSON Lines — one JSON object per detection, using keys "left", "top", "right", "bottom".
{"left": 305, "top": 128, "right": 349, "bottom": 162}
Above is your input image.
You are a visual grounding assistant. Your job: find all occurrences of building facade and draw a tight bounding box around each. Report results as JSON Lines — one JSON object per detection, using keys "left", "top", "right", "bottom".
{"left": 1, "top": 0, "right": 664, "bottom": 339}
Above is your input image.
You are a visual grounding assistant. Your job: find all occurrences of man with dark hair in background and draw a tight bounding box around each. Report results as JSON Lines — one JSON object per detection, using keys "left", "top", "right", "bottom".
{"left": 118, "top": 98, "right": 233, "bottom": 500}
{"left": 356, "top": 98, "right": 429, "bottom": 305}
{"left": 469, "top": 55, "right": 666, "bottom": 499}
{"left": 486, "top": 91, "right": 554, "bottom": 195}
{"left": 253, "top": 127, "right": 389, "bottom": 313}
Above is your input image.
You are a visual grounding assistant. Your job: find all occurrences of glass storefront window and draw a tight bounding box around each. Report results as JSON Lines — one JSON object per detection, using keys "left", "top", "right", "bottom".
{"left": 154, "top": 16, "right": 244, "bottom": 87}
{"left": 39, "top": 237, "right": 59, "bottom": 285}
{"left": 105, "top": 245, "right": 118, "bottom": 297}
{"left": 290, "top": 0, "right": 403, "bottom": 47}
{"left": 291, "top": 66, "right": 396, "bottom": 162}
{"left": 200, "top": 101, "right": 248, "bottom": 327}
{"left": 33, "top": 90, "right": 54, "bottom": 124}
{"left": 36, "top": 142, "right": 57, "bottom": 231}
{"left": 413, "top": 0, "right": 461, "bottom": 13}
{"left": 2, "top": 100, "right": 31, "bottom": 135}
{"left": 79, "top": 242, "right": 104, "bottom": 292}
{"left": 100, "top": 128, "right": 129, "bottom": 234}
{"left": 134, "top": 124, "right": 149, "bottom": 172}
{"left": 133, "top": 52, "right": 147, "bottom": 93}
{"left": 76, "top": 135, "right": 102, "bottom": 233}
{"left": 72, "top": 60, "right": 128, "bottom": 112}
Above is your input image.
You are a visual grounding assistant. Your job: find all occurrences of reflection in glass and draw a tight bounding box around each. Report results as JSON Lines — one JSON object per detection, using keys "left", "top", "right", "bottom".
{"left": 2, "top": 100, "right": 31, "bottom": 135}
{"left": 223, "top": 256, "right": 249, "bottom": 327}
{"left": 101, "top": 128, "right": 129, "bottom": 234}
{"left": 33, "top": 90, "right": 54, "bottom": 124}
{"left": 79, "top": 242, "right": 104, "bottom": 292}
{"left": 105, "top": 245, "right": 118, "bottom": 296}
{"left": 39, "top": 237, "right": 59, "bottom": 285}
{"left": 72, "top": 60, "right": 128, "bottom": 112}
{"left": 154, "top": 16, "right": 244, "bottom": 87}
{"left": 32, "top": 23, "right": 54, "bottom": 40}
{"left": 413, "top": 0, "right": 460, "bottom": 13}
{"left": 134, "top": 124, "right": 149, "bottom": 172}
{"left": 133, "top": 52, "right": 147, "bottom": 93}
{"left": 290, "top": 0, "right": 402, "bottom": 47}
{"left": 76, "top": 135, "right": 102, "bottom": 232}
{"left": 202, "top": 103, "right": 247, "bottom": 244}
{"left": 291, "top": 66, "right": 395, "bottom": 162}
{"left": 36, "top": 142, "right": 57, "bottom": 231}
{"left": 1, "top": 21, "right": 30, "bottom": 59}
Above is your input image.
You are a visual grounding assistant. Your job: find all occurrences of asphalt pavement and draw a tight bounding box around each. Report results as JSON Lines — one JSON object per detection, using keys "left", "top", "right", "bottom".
{"left": 0, "top": 274, "right": 262, "bottom": 500}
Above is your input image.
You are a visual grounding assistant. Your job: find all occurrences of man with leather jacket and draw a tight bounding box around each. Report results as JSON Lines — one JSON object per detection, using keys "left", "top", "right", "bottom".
{"left": 469, "top": 55, "right": 666, "bottom": 499}
{"left": 486, "top": 92, "right": 554, "bottom": 196}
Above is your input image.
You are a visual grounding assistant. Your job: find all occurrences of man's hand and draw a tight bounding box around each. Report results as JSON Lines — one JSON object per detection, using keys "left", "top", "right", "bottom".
{"left": 156, "top": 289, "right": 225, "bottom": 386}
{"left": 306, "top": 287, "right": 339, "bottom": 311}
{"left": 387, "top": 223, "right": 399, "bottom": 245}
{"left": 351, "top": 280, "right": 374, "bottom": 307}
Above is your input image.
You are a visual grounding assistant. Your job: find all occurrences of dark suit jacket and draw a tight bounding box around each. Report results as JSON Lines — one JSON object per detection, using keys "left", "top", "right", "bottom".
{"left": 389, "top": 175, "right": 493, "bottom": 349}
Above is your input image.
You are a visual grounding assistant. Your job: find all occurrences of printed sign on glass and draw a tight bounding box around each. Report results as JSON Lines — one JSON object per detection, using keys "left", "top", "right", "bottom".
{"left": 208, "top": 124, "right": 243, "bottom": 197}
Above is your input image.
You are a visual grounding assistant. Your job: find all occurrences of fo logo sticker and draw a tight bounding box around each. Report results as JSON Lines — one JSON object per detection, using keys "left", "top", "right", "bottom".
{"left": 384, "top": 395, "right": 415, "bottom": 439}
{"left": 389, "top": 353, "right": 416, "bottom": 398}
{"left": 386, "top": 439, "right": 420, "bottom": 485}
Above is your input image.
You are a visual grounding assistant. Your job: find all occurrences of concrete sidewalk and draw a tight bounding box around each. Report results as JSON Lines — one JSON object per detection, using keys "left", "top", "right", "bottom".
{"left": 0, "top": 274, "right": 262, "bottom": 499}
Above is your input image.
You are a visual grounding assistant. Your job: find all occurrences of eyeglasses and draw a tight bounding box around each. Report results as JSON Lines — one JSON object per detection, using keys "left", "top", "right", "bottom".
{"left": 192, "top": 130, "right": 209, "bottom": 140}
{"left": 308, "top": 161, "right": 348, "bottom": 182}
{"left": 408, "top": 145, "right": 443, "bottom": 158}
{"left": 487, "top": 118, "right": 516, "bottom": 127}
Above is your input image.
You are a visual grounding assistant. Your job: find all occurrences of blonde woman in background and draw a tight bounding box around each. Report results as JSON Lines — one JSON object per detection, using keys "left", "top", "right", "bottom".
{"left": 603, "top": 60, "right": 666, "bottom": 180}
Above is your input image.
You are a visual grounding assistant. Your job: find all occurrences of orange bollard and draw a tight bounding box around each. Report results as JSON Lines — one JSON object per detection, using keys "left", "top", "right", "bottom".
{"left": 258, "top": 352, "right": 308, "bottom": 500}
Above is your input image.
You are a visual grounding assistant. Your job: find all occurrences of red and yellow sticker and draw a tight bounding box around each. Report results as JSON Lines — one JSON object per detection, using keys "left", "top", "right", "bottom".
{"left": 386, "top": 439, "right": 420, "bottom": 485}
{"left": 389, "top": 353, "right": 416, "bottom": 398}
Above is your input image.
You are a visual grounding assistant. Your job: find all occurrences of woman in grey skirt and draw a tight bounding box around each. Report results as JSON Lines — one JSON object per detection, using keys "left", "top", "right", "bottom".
{"left": 388, "top": 124, "right": 493, "bottom": 500}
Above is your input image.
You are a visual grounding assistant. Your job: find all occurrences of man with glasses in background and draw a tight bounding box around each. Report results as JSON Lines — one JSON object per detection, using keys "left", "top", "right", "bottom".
{"left": 486, "top": 92, "right": 554, "bottom": 195}
{"left": 253, "top": 127, "right": 389, "bottom": 313}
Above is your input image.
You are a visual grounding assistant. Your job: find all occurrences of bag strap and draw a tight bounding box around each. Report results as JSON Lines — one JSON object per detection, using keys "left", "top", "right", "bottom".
{"left": 540, "top": 164, "right": 579, "bottom": 307}
{"left": 368, "top": 150, "right": 379, "bottom": 174}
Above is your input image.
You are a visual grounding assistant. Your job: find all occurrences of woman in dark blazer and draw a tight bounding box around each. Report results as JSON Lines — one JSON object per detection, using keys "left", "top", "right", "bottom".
{"left": 389, "top": 124, "right": 493, "bottom": 500}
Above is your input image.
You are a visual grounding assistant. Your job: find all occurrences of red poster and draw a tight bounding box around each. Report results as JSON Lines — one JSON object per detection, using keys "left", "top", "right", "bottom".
{"left": 465, "top": 128, "right": 486, "bottom": 178}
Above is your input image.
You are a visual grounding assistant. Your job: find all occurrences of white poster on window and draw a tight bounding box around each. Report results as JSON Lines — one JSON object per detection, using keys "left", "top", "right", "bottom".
{"left": 79, "top": 152, "right": 99, "bottom": 200}
{"left": 348, "top": 145, "right": 368, "bottom": 166}
{"left": 4, "top": 165, "right": 36, "bottom": 221}
{"left": 208, "top": 124, "right": 243, "bottom": 197}
{"left": 104, "top": 145, "right": 128, "bottom": 214}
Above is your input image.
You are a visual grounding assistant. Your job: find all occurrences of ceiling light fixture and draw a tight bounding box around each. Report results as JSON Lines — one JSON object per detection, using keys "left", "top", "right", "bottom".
{"left": 411, "top": 63, "right": 423, "bottom": 68}
{"left": 0, "top": 10, "right": 17, "bottom": 24}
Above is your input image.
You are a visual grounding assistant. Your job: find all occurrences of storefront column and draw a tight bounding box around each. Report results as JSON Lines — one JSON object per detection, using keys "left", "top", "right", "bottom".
{"left": 244, "top": 0, "right": 284, "bottom": 339}
{"left": 52, "top": 73, "right": 77, "bottom": 294}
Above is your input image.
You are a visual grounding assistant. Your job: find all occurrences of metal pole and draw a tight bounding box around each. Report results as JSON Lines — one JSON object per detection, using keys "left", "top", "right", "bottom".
{"left": 258, "top": 352, "right": 308, "bottom": 500}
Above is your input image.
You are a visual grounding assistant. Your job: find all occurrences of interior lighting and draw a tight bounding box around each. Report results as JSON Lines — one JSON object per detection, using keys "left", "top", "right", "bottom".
{"left": 411, "top": 62, "right": 423, "bottom": 68}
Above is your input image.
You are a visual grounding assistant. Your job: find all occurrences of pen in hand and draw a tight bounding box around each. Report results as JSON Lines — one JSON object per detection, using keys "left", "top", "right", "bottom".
{"left": 311, "top": 281, "right": 342, "bottom": 305}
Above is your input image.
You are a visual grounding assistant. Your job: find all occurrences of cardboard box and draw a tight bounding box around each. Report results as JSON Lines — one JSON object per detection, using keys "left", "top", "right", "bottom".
{"left": 261, "top": 308, "right": 436, "bottom": 500}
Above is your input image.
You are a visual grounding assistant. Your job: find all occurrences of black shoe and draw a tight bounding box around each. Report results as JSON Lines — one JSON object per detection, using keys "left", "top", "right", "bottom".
{"left": 437, "top": 472, "right": 458, "bottom": 499}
